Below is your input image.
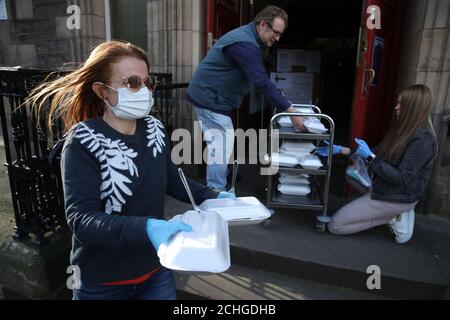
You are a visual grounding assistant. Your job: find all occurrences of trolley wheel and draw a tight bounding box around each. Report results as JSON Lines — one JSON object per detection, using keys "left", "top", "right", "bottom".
{"left": 315, "top": 215, "right": 331, "bottom": 233}
{"left": 316, "top": 221, "right": 327, "bottom": 233}
{"left": 263, "top": 218, "right": 272, "bottom": 228}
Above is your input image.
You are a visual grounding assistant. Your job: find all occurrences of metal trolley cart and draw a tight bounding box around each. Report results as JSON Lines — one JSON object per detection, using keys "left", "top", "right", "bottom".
{"left": 265, "top": 105, "right": 335, "bottom": 232}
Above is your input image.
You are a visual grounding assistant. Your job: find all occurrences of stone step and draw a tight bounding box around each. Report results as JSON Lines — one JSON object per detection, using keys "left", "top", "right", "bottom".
{"left": 164, "top": 193, "right": 450, "bottom": 300}
{"left": 175, "top": 264, "right": 387, "bottom": 300}
{"left": 227, "top": 212, "right": 450, "bottom": 300}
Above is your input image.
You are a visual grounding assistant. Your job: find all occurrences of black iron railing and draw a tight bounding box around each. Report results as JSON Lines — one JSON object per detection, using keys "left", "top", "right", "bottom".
{"left": 0, "top": 67, "right": 188, "bottom": 244}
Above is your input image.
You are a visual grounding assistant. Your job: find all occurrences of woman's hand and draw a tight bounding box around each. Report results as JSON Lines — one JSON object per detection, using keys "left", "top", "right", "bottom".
{"left": 355, "top": 138, "right": 374, "bottom": 159}
{"left": 146, "top": 218, "right": 192, "bottom": 251}
{"left": 217, "top": 191, "right": 237, "bottom": 199}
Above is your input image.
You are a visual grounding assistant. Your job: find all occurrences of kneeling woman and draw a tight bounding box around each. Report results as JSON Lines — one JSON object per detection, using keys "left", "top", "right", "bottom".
{"left": 317, "top": 85, "right": 437, "bottom": 243}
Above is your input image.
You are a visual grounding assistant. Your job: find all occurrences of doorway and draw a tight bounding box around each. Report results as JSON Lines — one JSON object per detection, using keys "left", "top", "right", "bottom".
{"left": 248, "top": 0, "right": 362, "bottom": 146}
{"left": 242, "top": 0, "right": 363, "bottom": 198}
{"left": 203, "top": 0, "right": 405, "bottom": 200}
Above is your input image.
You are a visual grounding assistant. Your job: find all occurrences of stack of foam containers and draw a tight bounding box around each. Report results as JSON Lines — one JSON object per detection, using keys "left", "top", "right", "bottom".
{"left": 277, "top": 141, "right": 317, "bottom": 196}
{"left": 277, "top": 106, "right": 327, "bottom": 134}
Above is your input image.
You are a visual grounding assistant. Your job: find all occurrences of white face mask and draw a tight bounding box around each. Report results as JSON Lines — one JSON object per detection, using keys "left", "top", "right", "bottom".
{"left": 103, "top": 86, "right": 154, "bottom": 120}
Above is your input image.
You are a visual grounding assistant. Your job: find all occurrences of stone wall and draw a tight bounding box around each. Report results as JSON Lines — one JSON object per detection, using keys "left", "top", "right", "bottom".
{"left": 0, "top": 0, "right": 106, "bottom": 69}
{"left": 396, "top": 0, "right": 450, "bottom": 217}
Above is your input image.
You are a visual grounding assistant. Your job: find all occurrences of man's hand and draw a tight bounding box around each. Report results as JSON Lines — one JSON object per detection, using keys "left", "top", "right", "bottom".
{"left": 286, "top": 106, "right": 306, "bottom": 131}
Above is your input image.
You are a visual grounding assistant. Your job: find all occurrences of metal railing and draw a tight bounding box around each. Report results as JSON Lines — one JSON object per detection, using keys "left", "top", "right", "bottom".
{"left": 0, "top": 67, "right": 187, "bottom": 244}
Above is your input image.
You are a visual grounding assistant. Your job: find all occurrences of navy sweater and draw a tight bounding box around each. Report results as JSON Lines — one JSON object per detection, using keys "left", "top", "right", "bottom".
{"left": 61, "top": 116, "right": 218, "bottom": 284}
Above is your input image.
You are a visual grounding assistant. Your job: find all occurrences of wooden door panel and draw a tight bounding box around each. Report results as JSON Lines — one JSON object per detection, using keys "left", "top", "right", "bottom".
{"left": 206, "top": 0, "right": 251, "bottom": 128}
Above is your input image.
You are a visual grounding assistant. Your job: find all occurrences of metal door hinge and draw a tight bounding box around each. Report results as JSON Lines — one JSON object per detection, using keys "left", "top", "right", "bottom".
{"left": 207, "top": 32, "right": 217, "bottom": 49}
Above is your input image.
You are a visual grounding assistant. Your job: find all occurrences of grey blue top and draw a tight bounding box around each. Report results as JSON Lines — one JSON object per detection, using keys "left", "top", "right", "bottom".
{"left": 187, "top": 22, "right": 290, "bottom": 116}
{"left": 61, "top": 116, "right": 217, "bottom": 284}
{"left": 369, "top": 126, "right": 437, "bottom": 203}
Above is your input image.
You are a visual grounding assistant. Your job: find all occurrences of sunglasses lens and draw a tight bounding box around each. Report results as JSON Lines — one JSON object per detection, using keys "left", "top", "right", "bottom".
{"left": 126, "top": 75, "right": 141, "bottom": 90}
{"left": 122, "top": 75, "right": 157, "bottom": 91}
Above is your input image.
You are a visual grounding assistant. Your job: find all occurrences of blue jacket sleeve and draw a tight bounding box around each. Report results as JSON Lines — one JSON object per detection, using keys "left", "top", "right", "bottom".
{"left": 61, "top": 138, "right": 151, "bottom": 249}
{"left": 368, "top": 134, "right": 435, "bottom": 187}
{"left": 223, "top": 42, "right": 291, "bottom": 110}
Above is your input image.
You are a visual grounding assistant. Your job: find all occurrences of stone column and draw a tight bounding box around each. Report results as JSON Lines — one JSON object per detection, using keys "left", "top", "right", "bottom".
{"left": 147, "top": 0, "right": 206, "bottom": 131}
{"left": 396, "top": 0, "right": 450, "bottom": 217}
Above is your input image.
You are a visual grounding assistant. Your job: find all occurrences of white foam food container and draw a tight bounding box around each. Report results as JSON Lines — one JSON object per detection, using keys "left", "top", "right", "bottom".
{"left": 157, "top": 210, "right": 230, "bottom": 273}
{"left": 198, "top": 196, "right": 272, "bottom": 226}
{"left": 278, "top": 184, "right": 311, "bottom": 196}
{"left": 281, "top": 141, "right": 316, "bottom": 153}
{"left": 277, "top": 107, "right": 316, "bottom": 127}
{"left": 303, "top": 118, "right": 328, "bottom": 134}
{"left": 278, "top": 175, "right": 310, "bottom": 185}
{"left": 298, "top": 155, "right": 323, "bottom": 170}
{"left": 280, "top": 149, "right": 310, "bottom": 160}
{"left": 271, "top": 152, "right": 298, "bottom": 167}
{"left": 280, "top": 172, "right": 310, "bottom": 179}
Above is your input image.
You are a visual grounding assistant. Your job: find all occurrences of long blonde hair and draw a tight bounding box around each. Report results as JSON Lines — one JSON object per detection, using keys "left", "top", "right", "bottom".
{"left": 27, "top": 41, "right": 149, "bottom": 132}
{"left": 377, "top": 84, "right": 433, "bottom": 163}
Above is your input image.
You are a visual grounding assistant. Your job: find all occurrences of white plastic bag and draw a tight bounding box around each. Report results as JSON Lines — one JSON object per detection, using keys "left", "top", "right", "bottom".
{"left": 345, "top": 155, "right": 372, "bottom": 188}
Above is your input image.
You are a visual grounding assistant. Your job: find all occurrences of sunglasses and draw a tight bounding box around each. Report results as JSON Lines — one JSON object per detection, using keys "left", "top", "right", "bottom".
{"left": 108, "top": 75, "right": 158, "bottom": 92}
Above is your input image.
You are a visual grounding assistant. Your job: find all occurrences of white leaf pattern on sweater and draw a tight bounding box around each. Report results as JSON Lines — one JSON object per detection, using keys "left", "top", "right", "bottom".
{"left": 74, "top": 117, "right": 166, "bottom": 214}
{"left": 145, "top": 116, "right": 166, "bottom": 157}
{"left": 75, "top": 123, "right": 138, "bottom": 214}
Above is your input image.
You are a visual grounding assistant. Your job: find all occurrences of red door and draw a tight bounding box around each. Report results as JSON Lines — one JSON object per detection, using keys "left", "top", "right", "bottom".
{"left": 206, "top": 0, "right": 246, "bottom": 52}
{"left": 205, "top": 0, "right": 251, "bottom": 127}
{"left": 350, "top": 0, "right": 405, "bottom": 147}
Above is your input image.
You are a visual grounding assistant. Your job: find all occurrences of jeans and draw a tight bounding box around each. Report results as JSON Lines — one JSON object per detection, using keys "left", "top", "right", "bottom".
{"left": 73, "top": 267, "right": 177, "bottom": 300}
{"left": 193, "top": 106, "right": 234, "bottom": 190}
{"left": 328, "top": 192, "right": 417, "bottom": 235}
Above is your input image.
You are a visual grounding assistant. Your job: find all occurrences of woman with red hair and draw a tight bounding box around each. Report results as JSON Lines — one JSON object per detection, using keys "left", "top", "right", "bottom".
{"left": 29, "top": 41, "right": 233, "bottom": 300}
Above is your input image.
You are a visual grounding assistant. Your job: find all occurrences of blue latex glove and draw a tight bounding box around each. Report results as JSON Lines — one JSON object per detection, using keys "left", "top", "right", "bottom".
{"left": 146, "top": 218, "right": 192, "bottom": 251}
{"left": 315, "top": 141, "right": 342, "bottom": 157}
{"left": 217, "top": 191, "right": 237, "bottom": 199}
{"left": 354, "top": 138, "right": 373, "bottom": 159}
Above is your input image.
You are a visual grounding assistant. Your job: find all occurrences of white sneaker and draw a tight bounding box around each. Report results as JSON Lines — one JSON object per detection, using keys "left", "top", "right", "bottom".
{"left": 388, "top": 210, "right": 415, "bottom": 244}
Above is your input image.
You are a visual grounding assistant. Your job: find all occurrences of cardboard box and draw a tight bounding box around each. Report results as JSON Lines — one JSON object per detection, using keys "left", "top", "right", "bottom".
{"left": 276, "top": 49, "right": 321, "bottom": 74}
{"left": 270, "top": 72, "right": 320, "bottom": 104}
